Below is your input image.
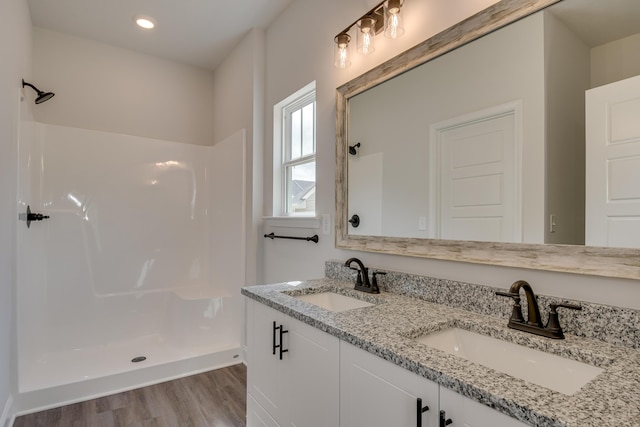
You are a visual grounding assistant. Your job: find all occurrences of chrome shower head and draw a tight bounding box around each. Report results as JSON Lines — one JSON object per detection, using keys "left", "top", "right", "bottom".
{"left": 22, "top": 80, "right": 55, "bottom": 104}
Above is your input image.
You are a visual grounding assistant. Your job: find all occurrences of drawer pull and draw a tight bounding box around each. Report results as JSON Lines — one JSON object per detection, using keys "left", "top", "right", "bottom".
{"left": 272, "top": 321, "right": 278, "bottom": 355}
{"left": 279, "top": 325, "right": 289, "bottom": 360}
{"left": 272, "top": 322, "right": 289, "bottom": 360}
{"left": 416, "top": 397, "right": 430, "bottom": 427}
{"left": 439, "top": 410, "right": 452, "bottom": 426}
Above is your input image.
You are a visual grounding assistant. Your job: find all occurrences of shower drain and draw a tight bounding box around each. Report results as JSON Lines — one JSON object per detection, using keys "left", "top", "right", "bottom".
{"left": 131, "top": 356, "right": 147, "bottom": 363}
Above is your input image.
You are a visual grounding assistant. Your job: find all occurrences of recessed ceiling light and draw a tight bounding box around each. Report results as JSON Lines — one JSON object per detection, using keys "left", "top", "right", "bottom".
{"left": 134, "top": 16, "right": 156, "bottom": 30}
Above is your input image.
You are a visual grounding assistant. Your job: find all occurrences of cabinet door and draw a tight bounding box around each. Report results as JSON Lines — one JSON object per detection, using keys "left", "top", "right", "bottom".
{"left": 439, "top": 387, "right": 530, "bottom": 427}
{"left": 340, "top": 341, "right": 439, "bottom": 427}
{"left": 247, "top": 299, "right": 340, "bottom": 427}
{"left": 247, "top": 300, "right": 286, "bottom": 422}
{"left": 285, "top": 316, "right": 340, "bottom": 427}
{"left": 247, "top": 395, "right": 281, "bottom": 427}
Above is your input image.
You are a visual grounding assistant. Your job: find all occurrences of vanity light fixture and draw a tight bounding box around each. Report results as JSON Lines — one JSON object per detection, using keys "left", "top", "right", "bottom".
{"left": 333, "top": 0, "right": 405, "bottom": 68}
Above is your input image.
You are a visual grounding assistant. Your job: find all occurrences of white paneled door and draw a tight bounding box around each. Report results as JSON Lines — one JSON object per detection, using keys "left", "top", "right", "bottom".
{"left": 431, "top": 104, "right": 521, "bottom": 242}
{"left": 586, "top": 74, "right": 640, "bottom": 248}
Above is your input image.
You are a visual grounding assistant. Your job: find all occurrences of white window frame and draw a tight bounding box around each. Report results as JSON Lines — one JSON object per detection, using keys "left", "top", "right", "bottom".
{"left": 273, "top": 81, "right": 317, "bottom": 216}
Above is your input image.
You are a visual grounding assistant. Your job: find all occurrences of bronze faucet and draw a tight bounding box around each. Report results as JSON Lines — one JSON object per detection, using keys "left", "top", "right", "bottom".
{"left": 344, "top": 258, "right": 381, "bottom": 294}
{"left": 496, "top": 280, "right": 581, "bottom": 339}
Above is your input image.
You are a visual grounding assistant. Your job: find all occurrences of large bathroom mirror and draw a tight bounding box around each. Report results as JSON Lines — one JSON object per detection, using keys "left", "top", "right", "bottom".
{"left": 336, "top": 0, "right": 640, "bottom": 279}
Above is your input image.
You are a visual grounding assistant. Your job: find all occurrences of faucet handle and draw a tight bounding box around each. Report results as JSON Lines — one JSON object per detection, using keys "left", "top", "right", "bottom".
{"left": 349, "top": 267, "right": 364, "bottom": 286}
{"left": 372, "top": 271, "right": 386, "bottom": 284}
{"left": 550, "top": 302, "right": 582, "bottom": 312}
{"left": 495, "top": 291, "right": 525, "bottom": 323}
{"left": 495, "top": 291, "right": 519, "bottom": 299}
{"left": 372, "top": 271, "right": 386, "bottom": 290}
{"left": 546, "top": 302, "right": 581, "bottom": 337}
{"left": 368, "top": 271, "right": 384, "bottom": 294}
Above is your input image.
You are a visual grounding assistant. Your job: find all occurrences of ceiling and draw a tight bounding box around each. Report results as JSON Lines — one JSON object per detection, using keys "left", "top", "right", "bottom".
{"left": 26, "top": 0, "right": 639, "bottom": 73}
{"left": 549, "top": 0, "right": 640, "bottom": 47}
{"left": 26, "top": 0, "right": 294, "bottom": 71}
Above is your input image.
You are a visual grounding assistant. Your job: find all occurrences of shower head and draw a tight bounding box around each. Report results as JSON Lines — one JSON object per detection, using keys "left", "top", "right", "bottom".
{"left": 22, "top": 80, "right": 55, "bottom": 104}
{"left": 349, "top": 142, "right": 361, "bottom": 156}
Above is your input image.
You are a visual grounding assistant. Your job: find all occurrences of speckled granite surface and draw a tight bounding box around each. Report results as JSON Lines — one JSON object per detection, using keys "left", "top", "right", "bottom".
{"left": 242, "top": 271, "right": 640, "bottom": 427}
{"left": 326, "top": 261, "right": 640, "bottom": 350}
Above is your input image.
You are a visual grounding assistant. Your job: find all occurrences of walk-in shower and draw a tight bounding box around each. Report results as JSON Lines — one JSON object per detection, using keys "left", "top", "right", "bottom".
{"left": 16, "top": 122, "right": 246, "bottom": 412}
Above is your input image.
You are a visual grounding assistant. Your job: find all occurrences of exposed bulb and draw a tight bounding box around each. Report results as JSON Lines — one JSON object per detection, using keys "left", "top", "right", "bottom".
{"left": 336, "top": 45, "right": 350, "bottom": 68}
{"left": 384, "top": 0, "right": 405, "bottom": 39}
{"left": 361, "top": 30, "right": 373, "bottom": 54}
{"left": 334, "top": 33, "right": 351, "bottom": 69}
{"left": 357, "top": 17, "right": 377, "bottom": 55}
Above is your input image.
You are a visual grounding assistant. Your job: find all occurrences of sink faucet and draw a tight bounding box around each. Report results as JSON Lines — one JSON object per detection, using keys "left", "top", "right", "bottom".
{"left": 344, "top": 258, "right": 380, "bottom": 294}
{"left": 496, "top": 280, "right": 581, "bottom": 339}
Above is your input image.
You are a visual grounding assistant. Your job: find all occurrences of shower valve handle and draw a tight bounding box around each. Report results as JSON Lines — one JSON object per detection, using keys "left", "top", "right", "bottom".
{"left": 28, "top": 212, "right": 50, "bottom": 221}
{"left": 20, "top": 205, "right": 50, "bottom": 228}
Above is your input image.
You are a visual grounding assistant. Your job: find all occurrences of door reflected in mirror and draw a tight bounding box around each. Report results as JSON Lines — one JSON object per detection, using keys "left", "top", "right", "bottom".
{"left": 345, "top": 0, "right": 640, "bottom": 247}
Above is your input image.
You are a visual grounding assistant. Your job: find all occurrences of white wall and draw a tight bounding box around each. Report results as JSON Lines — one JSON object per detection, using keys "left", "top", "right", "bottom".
{"left": 544, "top": 11, "right": 590, "bottom": 245}
{"left": 262, "top": 0, "right": 498, "bottom": 281}
{"left": 33, "top": 28, "right": 215, "bottom": 146}
{"left": 260, "top": 0, "right": 640, "bottom": 310}
{"left": 591, "top": 33, "right": 640, "bottom": 88}
{"left": 212, "top": 29, "right": 265, "bottom": 285}
{"left": 0, "top": 0, "right": 32, "bottom": 423}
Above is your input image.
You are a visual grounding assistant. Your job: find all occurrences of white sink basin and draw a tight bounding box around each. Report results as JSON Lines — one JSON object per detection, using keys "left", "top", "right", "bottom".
{"left": 415, "top": 327, "right": 603, "bottom": 395}
{"left": 294, "top": 292, "right": 374, "bottom": 312}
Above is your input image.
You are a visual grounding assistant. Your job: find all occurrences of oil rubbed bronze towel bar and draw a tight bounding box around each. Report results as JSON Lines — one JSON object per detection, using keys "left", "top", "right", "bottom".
{"left": 264, "top": 232, "right": 319, "bottom": 243}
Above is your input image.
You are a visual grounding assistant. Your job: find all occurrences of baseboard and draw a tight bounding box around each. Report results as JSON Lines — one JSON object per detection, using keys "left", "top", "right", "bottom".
{"left": 1, "top": 394, "right": 14, "bottom": 427}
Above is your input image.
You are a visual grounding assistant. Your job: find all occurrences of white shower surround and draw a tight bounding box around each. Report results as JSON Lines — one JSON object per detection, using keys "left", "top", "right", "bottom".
{"left": 15, "top": 123, "right": 245, "bottom": 412}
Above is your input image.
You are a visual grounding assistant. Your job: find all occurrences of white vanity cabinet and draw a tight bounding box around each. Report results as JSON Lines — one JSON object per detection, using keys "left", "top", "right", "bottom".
{"left": 247, "top": 395, "right": 279, "bottom": 427}
{"left": 247, "top": 298, "right": 531, "bottom": 427}
{"left": 341, "top": 342, "right": 531, "bottom": 427}
{"left": 246, "top": 299, "right": 340, "bottom": 427}
{"left": 340, "top": 341, "right": 439, "bottom": 427}
{"left": 439, "top": 386, "right": 530, "bottom": 427}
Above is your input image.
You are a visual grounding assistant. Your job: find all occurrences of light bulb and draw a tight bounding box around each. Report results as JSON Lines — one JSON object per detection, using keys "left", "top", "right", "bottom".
{"left": 357, "top": 17, "right": 377, "bottom": 55}
{"left": 134, "top": 16, "right": 156, "bottom": 30}
{"left": 361, "top": 30, "right": 373, "bottom": 54}
{"left": 334, "top": 33, "right": 351, "bottom": 69}
{"left": 384, "top": 0, "right": 405, "bottom": 39}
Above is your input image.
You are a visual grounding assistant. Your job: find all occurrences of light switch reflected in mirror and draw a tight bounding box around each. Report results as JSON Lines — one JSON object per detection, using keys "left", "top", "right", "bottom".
{"left": 345, "top": 0, "right": 640, "bottom": 247}
{"left": 335, "top": 0, "right": 640, "bottom": 280}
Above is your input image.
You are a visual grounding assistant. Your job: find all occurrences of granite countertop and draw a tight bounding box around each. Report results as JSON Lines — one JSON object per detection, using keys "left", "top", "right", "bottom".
{"left": 242, "top": 278, "right": 640, "bottom": 427}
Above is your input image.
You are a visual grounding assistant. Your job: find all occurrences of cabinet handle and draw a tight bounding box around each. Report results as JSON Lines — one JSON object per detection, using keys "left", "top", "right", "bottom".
{"left": 279, "top": 325, "right": 289, "bottom": 360}
{"left": 272, "top": 321, "right": 278, "bottom": 355}
{"left": 416, "top": 398, "right": 430, "bottom": 427}
{"left": 439, "top": 410, "right": 452, "bottom": 427}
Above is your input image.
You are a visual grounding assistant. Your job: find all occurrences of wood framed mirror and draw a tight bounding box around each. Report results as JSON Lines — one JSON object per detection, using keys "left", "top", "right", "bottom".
{"left": 336, "top": 0, "right": 640, "bottom": 279}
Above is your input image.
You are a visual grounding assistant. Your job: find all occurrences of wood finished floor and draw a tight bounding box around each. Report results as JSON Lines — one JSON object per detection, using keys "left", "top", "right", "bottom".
{"left": 14, "top": 364, "right": 247, "bottom": 427}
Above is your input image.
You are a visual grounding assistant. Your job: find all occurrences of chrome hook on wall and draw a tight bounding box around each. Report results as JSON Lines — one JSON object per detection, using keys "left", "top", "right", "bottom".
{"left": 19, "top": 205, "right": 50, "bottom": 228}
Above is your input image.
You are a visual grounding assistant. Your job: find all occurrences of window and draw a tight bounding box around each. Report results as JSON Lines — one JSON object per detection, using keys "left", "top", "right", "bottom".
{"left": 274, "top": 82, "right": 316, "bottom": 215}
